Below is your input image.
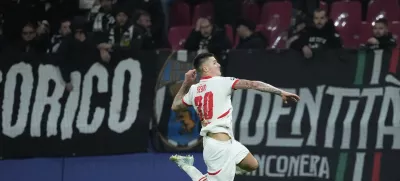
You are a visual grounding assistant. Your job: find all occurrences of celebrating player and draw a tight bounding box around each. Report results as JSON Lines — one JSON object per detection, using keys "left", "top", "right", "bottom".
{"left": 169, "top": 53, "right": 300, "bottom": 181}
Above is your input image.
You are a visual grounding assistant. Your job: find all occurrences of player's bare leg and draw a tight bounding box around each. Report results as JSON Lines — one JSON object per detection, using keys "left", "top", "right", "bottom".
{"left": 237, "top": 152, "right": 259, "bottom": 174}
{"left": 170, "top": 154, "right": 205, "bottom": 181}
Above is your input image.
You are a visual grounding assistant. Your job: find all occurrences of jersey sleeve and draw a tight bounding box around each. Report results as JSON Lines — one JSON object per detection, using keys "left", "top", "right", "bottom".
{"left": 222, "top": 77, "right": 240, "bottom": 90}
{"left": 182, "top": 85, "right": 193, "bottom": 106}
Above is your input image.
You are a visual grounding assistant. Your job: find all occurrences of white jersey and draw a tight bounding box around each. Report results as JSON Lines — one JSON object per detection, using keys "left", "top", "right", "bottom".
{"left": 182, "top": 76, "right": 239, "bottom": 138}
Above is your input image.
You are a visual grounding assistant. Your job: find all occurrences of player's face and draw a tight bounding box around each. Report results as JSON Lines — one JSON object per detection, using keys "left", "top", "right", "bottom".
{"left": 373, "top": 23, "right": 388, "bottom": 37}
{"left": 202, "top": 57, "right": 221, "bottom": 76}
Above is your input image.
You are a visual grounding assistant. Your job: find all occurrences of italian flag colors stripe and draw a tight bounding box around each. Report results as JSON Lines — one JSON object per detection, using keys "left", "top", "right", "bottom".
{"left": 342, "top": 48, "right": 399, "bottom": 181}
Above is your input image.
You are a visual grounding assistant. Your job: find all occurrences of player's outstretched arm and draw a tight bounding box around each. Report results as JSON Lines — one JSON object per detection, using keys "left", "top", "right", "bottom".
{"left": 171, "top": 82, "right": 192, "bottom": 111}
{"left": 171, "top": 69, "right": 197, "bottom": 111}
{"left": 233, "top": 79, "right": 300, "bottom": 103}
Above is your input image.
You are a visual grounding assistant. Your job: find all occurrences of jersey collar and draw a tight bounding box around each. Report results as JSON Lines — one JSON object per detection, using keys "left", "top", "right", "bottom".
{"left": 200, "top": 76, "right": 213, "bottom": 80}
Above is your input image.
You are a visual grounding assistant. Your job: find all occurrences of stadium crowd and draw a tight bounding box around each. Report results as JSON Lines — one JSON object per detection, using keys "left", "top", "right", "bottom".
{"left": 0, "top": 0, "right": 397, "bottom": 74}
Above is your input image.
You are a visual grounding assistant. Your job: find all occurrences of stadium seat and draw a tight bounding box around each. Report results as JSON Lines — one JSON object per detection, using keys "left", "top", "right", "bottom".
{"left": 260, "top": 1, "right": 292, "bottom": 30}
{"left": 241, "top": 2, "right": 261, "bottom": 24}
{"left": 169, "top": 1, "right": 191, "bottom": 26}
{"left": 224, "top": 24, "right": 234, "bottom": 45}
{"left": 330, "top": 1, "right": 362, "bottom": 33}
{"left": 192, "top": 2, "right": 214, "bottom": 25}
{"left": 319, "top": 1, "right": 328, "bottom": 12}
{"left": 389, "top": 21, "right": 400, "bottom": 47}
{"left": 168, "top": 26, "right": 193, "bottom": 50}
{"left": 366, "top": 0, "right": 400, "bottom": 22}
{"left": 260, "top": 1, "right": 292, "bottom": 48}
{"left": 330, "top": 1, "right": 362, "bottom": 48}
{"left": 340, "top": 22, "right": 363, "bottom": 48}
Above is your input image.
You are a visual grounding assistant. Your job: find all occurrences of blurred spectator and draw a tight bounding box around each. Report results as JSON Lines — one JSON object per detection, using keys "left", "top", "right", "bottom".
{"left": 97, "top": 8, "right": 156, "bottom": 65}
{"left": 1, "top": 0, "right": 76, "bottom": 40}
{"left": 365, "top": 18, "right": 397, "bottom": 50}
{"left": 108, "top": 8, "right": 134, "bottom": 49}
{"left": 89, "top": 0, "right": 115, "bottom": 41}
{"left": 118, "top": 0, "right": 165, "bottom": 47}
{"left": 37, "top": 20, "right": 51, "bottom": 37}
{"left": 57, "top": 17, "right": 104, "bottom": 92}
{"left": 134, "top": 10, "right": 157, "bottom": 49}
{"left": 236, "top": 19, "right": 267, "bottom": 49}
{"left": 184, "top": 18, "right": 231, "bottom": 55}
{"left": 290, "top": 9, "right": 342, "bottom": 58}
{"left": 80, "top": 0, "right": 99, "bottom": 10}
{"left": 89, "top": 0, "right": 115, "bottom": 20}
{"left": 8, "top": 22, "right": 48, "bottom": 54}
{"left": 287, "top": 18, "right": 307, "bottom": 48}
{"left": 19, "top": 23, "right": 38, "bottom": 53}
{"left": 48, "top": 20, "right": 71, "bottom": 54}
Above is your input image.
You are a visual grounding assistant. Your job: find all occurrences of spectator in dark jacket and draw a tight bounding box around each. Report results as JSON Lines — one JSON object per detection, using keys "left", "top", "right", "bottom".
{"left": 57, "top": 17, "right": 104, "bottom": 92}
{"left": 89, "top": 0, "right": 115, "bottom": 43}
{"left": 118, "top": 0, "right": 165, "bottom": 47}
{"left": 291, "top": 9, "right": 342, "bottom": 58}
{"left": 97, "top": 9, "right": 156, "bottom": 52}
{"left": 236, "top": 19, "right": 267, "bottom": 49}
{"left": 287, "top": 18, "right": 307, "bottom": 48}
{"left": 47, "top": 19, "right": 71, "bottom": 54}
{"left": 9, "top": 22, "right": 48, "bottom": 54}
{"left": 134, "top": 10, "right": 157, "bottom": 50}
{"left": 184, "top": 18, "right": 231, "bottom": 54}
{"left": 97, "top": 8, "right": 157, "bottom": 65}
{"left": 365, "top": 18, "right": 397, "bottom": 50}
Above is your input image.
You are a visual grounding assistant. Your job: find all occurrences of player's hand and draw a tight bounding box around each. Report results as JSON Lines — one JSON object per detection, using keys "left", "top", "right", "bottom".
{"left": 281, "top": 91, "right": 300, "bottom": 104}
{"left": 184, "top": 69, "right": 197, "bottom": 84}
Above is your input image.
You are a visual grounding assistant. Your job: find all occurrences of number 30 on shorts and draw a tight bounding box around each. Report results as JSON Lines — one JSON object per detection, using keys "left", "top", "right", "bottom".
{"left": 194, "top": 91, "right": 214, "bottom": 120}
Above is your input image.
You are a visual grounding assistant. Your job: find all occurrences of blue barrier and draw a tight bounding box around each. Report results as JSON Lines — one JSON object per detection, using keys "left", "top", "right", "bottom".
{"left": 0, "top": 153, "right": 207, "bottom": 181}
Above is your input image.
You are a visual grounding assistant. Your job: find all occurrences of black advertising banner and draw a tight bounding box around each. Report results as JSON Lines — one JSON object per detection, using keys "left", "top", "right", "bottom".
{"left": 0, "top": 52, "right": 157, "bottom": 158}
{"left": 226, "top": 49, "right": 400, "bottom": 181}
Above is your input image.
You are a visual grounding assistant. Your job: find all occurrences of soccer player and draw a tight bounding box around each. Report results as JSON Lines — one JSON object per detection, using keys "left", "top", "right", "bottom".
{"left": 170, "top": 53, "right": 300, "bottom": 181}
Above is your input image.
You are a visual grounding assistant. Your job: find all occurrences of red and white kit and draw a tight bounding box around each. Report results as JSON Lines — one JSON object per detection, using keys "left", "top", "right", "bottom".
{"left": 182, "top": 76, "right": 249, "bottom": 181}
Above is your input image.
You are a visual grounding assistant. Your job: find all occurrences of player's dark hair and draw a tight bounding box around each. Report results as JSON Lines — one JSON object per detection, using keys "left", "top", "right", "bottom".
{"left": 375, "top": 18, "right": 388, "bottom": 26}
{"left": 193, "top": 52, "right": 214, "bottom": 73}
